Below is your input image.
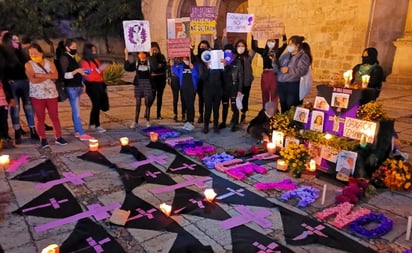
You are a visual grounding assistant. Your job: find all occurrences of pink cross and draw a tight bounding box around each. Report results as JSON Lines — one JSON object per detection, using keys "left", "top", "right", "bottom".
{"left": 169, "top": 163, "right": 197, "bottom": 172}
{"left": 127, "top": 208, "right": 157, "bottom": 221}
{"left": 86, "top": 237, "right": 111, "bottom": 253}
{"left": 35, "top": 172, "right": 93, "bottom": 189}
{"left": 145, "top": 171, "right": 161, "bottom": 178}
{"left": 22, "top": 198, "right": 69, "bottom": 213}
{"left": 150, "top": 175, "right": 211, "bottom": 194}
{"left": 220, "top": 205, "right": 272, "bottom": 230}
{"left": 252, "top": 241, "right": 281, "bottom": 253}
{"left": 293, "top": 223, "right": 328, "bottom": 240}
{"left": 189, "top": 198, "right": 205, "bottom": 208}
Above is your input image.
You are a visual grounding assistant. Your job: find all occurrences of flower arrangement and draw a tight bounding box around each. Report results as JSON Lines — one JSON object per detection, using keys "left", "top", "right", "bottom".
{"left": 300, "top": 130, "right": 359, "bottom": 151}
{"left": 335, "top": 177, "right": 369, "bottom": 204}
{"left": 279, "top": 142, "right": 312, "bottom": 177}
{"left": 371, "top": 158, "right": 412, "bottom": 191}
{"left": 202, "top": 152, "right": 234, "bottom": 169}
{"left": 270, "top": 107, "right": 300, "bottom": 137}
{"left": 356, "top": 101, "right": 388, "bottom": 122}
{"left": 280, "top": 186, "right": 319, "bottom": 207}
{"left": 225, "top": 145, "right": 266, "bottom": 158}
{"left": 348, "top": 212, "right": 393, "bottom": 239}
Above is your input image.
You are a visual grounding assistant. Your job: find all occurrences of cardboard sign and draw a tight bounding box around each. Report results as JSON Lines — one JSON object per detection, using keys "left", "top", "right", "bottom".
{"left": 253, "top": 16, "right": 285, "bottom": 40}
{"left": 343, "top": 117, "right": 378, "bottom": 143}
{"left": 167, "top": 38, "right": 191, "bottom": 58}
{"left": 226, "top": 13, "right": 254, "bottom": 33}
{"left": 190, "top": 6, "right": 216, "bottom": 34}
{"left": 167, "top": 17, "right": 190, "bottom": 39}
{"left": 123, "top": 20, "right": 151, "bottom": 52}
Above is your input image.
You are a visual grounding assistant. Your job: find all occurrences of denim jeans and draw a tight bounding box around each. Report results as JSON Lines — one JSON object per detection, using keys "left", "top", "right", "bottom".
{"left": 66, "top": 87, "right": 85, "bottom": 135}
{"left": 9, "top": 79, "right": 35, "bottom": 129}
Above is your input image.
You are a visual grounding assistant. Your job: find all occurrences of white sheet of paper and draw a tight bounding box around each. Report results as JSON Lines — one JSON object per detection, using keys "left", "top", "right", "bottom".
{"left": 210, "top": 50, "right": 224, "bottom": 70}
{"left": 236, "top": 94, "right": 244, "bottom": 110}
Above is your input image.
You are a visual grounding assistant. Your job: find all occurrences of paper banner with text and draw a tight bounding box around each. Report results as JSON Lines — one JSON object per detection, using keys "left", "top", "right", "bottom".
{"left": 343, "top": 117, "right": 378, "bottom": 143}
{"left": 167, "top": 17, "right": 190, "bottom": 39}
{"left": 253, "top": 16, "right": 285, "bottom": 40}
{"left": 122, "top": 20, "right": 151, "bottom": 52}
{"left": 167, "top": 38, "right": 191, "bottom": 58}
{"left": 190, "top": 6, "right": 216, "bottom": 34}
{"left": 226, "top": 13, "right": 254, "bottom": 33}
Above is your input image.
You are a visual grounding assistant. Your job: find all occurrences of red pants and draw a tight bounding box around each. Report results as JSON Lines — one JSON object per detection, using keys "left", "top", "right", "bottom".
{"left": 31, "top": 97, "right": 62, "bottom": 139}
{"left": 261, "top": 70, "right": 278, "bottom": 107}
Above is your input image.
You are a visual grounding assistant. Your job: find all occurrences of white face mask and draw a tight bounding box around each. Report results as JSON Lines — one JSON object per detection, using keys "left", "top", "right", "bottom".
{"left": 267, "top": 42, "right": 275, "bottom": 49}
{"left": 287, "top": 45, "right": 295, "bottom": 53}
{"left": 183, "top": 60, "right": 190, "bottom": 66}
{"left": 237, "top": 47, "right": 245, "bottom": 54}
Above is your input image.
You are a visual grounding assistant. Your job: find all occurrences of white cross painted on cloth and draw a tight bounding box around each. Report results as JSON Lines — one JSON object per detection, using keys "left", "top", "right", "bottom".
{"left": 189, "top": 198, "right": 205, "bottom": 208}
{"left": 216, "top": 187, "right": 245, "bottom": 200}
{"left": 293, "top": 223, "right": 328, "bottom": 240}
{"left": 169, "top": 163, "right": 197, "bottom": 172}
{"left": 127, "top": 208, "right": 157, "bottom": 221}
{"left": 252, "top": 241, "right": 281, "bottom": 253}
{"left": 145, "top": 171, "right": 161, "bottom": 178}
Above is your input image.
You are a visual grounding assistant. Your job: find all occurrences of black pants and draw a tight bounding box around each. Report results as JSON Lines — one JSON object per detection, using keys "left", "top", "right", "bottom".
{"left": 220, "top": 83, "right": 231, "bottom": 124}
{"left": 151, "top": 74, "right": 166, "bottom": 117}
{"left": 85, "top": 82, "right": 105, "bottom": 127}
{"left": 181, "top": 79, "right": 195, "bottom": 123}
{"left": 196, "top": 79, "right": 205, "bottom": 118}
{"left": 0, "top": 106, "right": 10, "bottom": 139}
{"left": 230, "top": 96, "right": 239, "bottom": 125}
{"left": 170, "top": 76, "right": 185, "bottom": 117}
{"left": 204, "top": 71, "right": 222, "bottom": 128}
{"left": 277, "top": 81, "right": 300, "bottom": 113}
{"left": 241, "top": 85, "right": 252, "bottom": 114}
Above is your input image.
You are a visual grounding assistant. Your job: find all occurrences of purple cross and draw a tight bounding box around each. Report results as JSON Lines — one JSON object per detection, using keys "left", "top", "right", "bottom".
{"left": 293, "top": 223, "right": 328, "bottom": 240}
{"left": 86, "top": 237, "right": 111, "bottom": 253}
{"left": 130, "top": 154, "right": 168, "bottom": 169}
{"left": 6, "top": 155, "right": 29, "bottom": 173}
{"left": 145, "top": 171, "right": 161, "bottom": 178}
{"left": 189, "top": 198, "right": 205, "bottom": 208}
{"left": 169, "top": 163, "right": 197, "bottom": 172}
{"left": 216, "top": 187, "right": 245, "bottom": 200}
{"left": 150, "top": 175, "right": 211, "bottom": 194}
{"left": 220, "top": 205, "right": 272, "bottom": 230}
{"left": 127, "top": 208, "right": 157, "bottom": 221}
{"left": 22, "top": 198, "right": 68, "bottom": 213}
{"left": 252, "top": 241, "right": 280, "bottom": 253}
{"left": 35, "top": 172, "right": 93, "bottom": 189}
{"left": 34, "top": 202, "right": 121, "bottom": 232}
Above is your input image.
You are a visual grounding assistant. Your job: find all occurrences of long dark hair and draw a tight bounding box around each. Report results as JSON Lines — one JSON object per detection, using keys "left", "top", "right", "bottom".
{"left": 82, "top": 43, "right": 96, "bottom": 62}
{"left": 64, "top": 38, "right": 75, "bottom": 50}
{"left": 28, "top": 43, "right": 44, "bottom": 54}
{"left": 235, "top": 39, "right": 249, "bottom": 56}
{"left": 1, "top": 32, "right": 21, "bottom": 67}
{"left": 151, "top": 41, "right": 162, "bottom": 54}
{"left": 289, "top": 35, "right": 312, "bottom": 64}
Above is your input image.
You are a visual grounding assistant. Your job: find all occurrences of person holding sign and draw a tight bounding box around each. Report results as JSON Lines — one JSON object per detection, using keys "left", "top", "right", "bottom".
{"left": 148, "top": 42, "right": 167, "bottom": 120}
{"left": 124, "top": 49, "right": 153, "bottom": 128}
{"left": 252, "top": 33, "right": 287, "bottom": 107}
{"left": 275, "top": 35, "right": 312, "bottom": 113}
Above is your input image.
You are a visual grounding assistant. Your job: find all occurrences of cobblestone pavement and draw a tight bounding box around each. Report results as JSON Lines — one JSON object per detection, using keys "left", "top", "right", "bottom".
{"left": 0, "top": 76, "right": 411, "bottom": 253}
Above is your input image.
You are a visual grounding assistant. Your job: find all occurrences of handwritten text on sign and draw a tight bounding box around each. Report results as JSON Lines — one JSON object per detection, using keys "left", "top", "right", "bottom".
{"left": 226, "top": 13, "right": 254, "bottom": 33}
{"left": 253, "top": 16, "right": 285, "bottom": 40}
{"left": 167, "top": 38, "right": 191, "bottom": 58}
{"left": 190, "top": 6, "right": 216, "bottom": 34}
{"left": 343, "top": 117, "right": 378, "bottom": 143}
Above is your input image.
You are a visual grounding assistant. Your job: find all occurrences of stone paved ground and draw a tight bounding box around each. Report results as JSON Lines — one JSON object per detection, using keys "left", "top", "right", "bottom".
{"left": 0, "top": 75, "right": 411, "bottom": 253}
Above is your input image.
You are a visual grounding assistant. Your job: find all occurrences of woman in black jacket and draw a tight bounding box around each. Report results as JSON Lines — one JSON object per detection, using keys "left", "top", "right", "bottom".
{"left": 148, "top": 42, "right": 167, "bottom": 119}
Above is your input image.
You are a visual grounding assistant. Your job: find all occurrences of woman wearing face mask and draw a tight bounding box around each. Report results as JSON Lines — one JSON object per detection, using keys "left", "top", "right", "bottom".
{"left": 148, "top": 42, "right": 167, "bottom": 119}
{"left": 234, "top": 39, "right": 255, "bottom": 123}
{"left": 252, "top": 34, "right": 287, "bottom": 107}
{"left": 60, "top": 39, "right": 94, "bottom": 141}
{"left": 351, "top": 47, "right": 385, "bottom": 99}
{"left": 25, "top": 43, "right": 67, "bottom": 148}
{"left": 275, "top": 35, "right": 311, "bottom": 113}
{"left": 124, "top": 49, "right": 153, "bottom": 128}
{"left": 2, "top": 32, "right": 38, "bottom": 144}
{"left": 80, "top": 43, "right": 108, "bottom": 133}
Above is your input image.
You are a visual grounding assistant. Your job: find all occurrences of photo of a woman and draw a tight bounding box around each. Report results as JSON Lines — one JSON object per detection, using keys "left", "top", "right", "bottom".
{"left": 310, "top": 111, "right": 324, "bottom": 132}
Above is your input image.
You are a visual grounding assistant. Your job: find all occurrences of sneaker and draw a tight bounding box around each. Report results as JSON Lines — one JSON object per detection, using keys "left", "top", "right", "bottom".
{"left": 40, "top": 139, "right": 49, "bottom": 148}
{"left": 181, "top": 122, "right": 190, "bottom": 131}
{"left": 130, "top": 122, "right": 137, "bottom": 129}
{"left": 219, "top": 122, "right": 226, "bottom": 129}
{"left": 146, "top": 121, "right": 151, "bottom": 127}
{"left": 95, "top": 126, "right": 106, "bottom": 133}
{"left": 186, "top": 123, "right": 195, "bottom": 131}
{"left": 74, "top": 132, "right": 81, "bottom": 138}
{"left": 55, "top": 137, "right": 68, "bottom": 145}
{"left": 89, "top": 124, "right": 96, "bottom": 130}
{"left": 79, "top": 134, "right": 95, "bottom": 141}
{"left": 45, "top": 124, "right": 53, "bottom": 131}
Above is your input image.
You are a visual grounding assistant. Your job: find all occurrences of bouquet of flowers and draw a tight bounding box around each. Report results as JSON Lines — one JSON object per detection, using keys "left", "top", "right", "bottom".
{"left": 356, "top": 101, "right": 388, "bottom": 122}
{"left": 279, "top": 142, "right": 312, "bottom": 178}
{"left": 371, "top": 158, "right": 412, "bottom": 191}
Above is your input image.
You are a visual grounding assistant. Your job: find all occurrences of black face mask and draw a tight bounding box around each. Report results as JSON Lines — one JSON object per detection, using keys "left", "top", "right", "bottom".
{"left": 198, "top": 48, "right": 206, "bottom": 55}
{"left": 362, "top": 56, "right": 375, "bottom": 65}
{"left": 69, "top": 49, "right": 77, "bottom": 55}
{"left": 91, "top": 53, "right": 97, "bottom": 59}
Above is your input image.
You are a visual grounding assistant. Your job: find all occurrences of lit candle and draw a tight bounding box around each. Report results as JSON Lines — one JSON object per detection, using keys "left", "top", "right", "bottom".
{"left": 276, "top": 159, "right": 288, "bottom": 171}
{"left": 159, "top": 203, "right": 172, "bottom": 216}
{"left": 406, "top": 216, "right": 412, "bottom": 240}
{"left": 321, "top": 184, "right": 327, "bottom": 205}
{"left": 204, "top": 188, "right": 217, "bottom": 202}
{"left": 119, "top": 137, "right": 129, "bottom": 146}
{"left": 324, "top": 133, "right": 333, "bottom": 140}
{"left": 0, "top": 155, "right": 10, "bottom": 166}
{"left": 41, "top": 244, "right": 59, "bottom": 253}
{"left": 361, "top": 75, "right": 370, "bottom": 88}
{"left": 88, "top": 139, "right": 99, "bottom": 152}
{"left": 149, "top": 132, "right": 159, "bottom": 142}
{"left": 359, "top": 134, "right": 367, "bottom": 148}
{"left": 308, "top": 159, "right": 316, "bottom": 172}
{"left": 343, "top": 70, "right": 353, "bottom": 87}
{"left": 272, "top": 131, "right": 277, "bottom": 145}
{"left": 266, "top": 142, "right": 276, "bottom": 154}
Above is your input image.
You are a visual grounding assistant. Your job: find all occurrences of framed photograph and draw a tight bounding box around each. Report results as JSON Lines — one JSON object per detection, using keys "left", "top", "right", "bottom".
{"left": 314, "top": 96, "right": 330, "bottom": 111}
{"left": 331, "top": 93, "right": 350, "bottom": 109}
{"left": 284, "top": 136, "right": 300, "bottom": 148}
{"left": 308, "top": 142, "right": 322, "bottom": 165}
{"left": 320, "top": 145, "right": 339, "bottom": 163}
{"left": 293, "top": 107, "right": 310, "bottom": 123}
{"left": 310, "top": 111, "right": 324, "bottom": 132}
{"left": 335, "top": 150, "right": 358, "bottom": 181}
{"left": 271, "top": 130, "right": 284, "bottom": 148}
